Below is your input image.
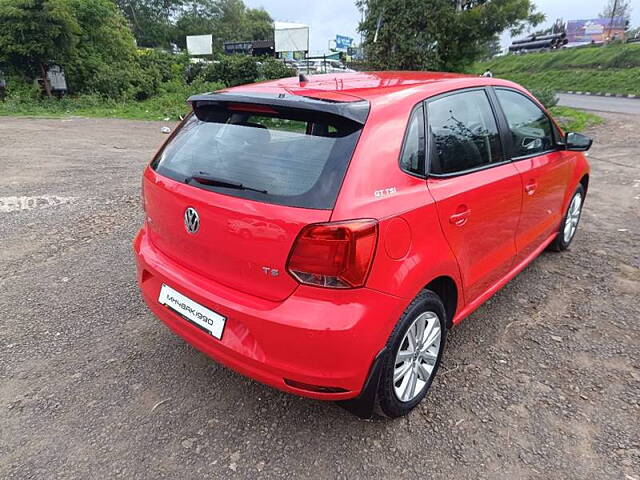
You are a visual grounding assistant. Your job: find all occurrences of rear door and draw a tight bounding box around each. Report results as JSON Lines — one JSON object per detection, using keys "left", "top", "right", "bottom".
{"left": 493, "top": 88, "right": 570, "bottom": 262}
{"left": 144, "top": 100, "right": 365, "bottom": 302}
{"left": 426, "top": 89, "right": 522, "bottom": 304}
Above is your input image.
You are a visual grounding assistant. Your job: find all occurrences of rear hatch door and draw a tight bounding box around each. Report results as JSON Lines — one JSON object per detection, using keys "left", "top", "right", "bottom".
{"left": 144, "top": 93, "right": 368, "bottom": 302}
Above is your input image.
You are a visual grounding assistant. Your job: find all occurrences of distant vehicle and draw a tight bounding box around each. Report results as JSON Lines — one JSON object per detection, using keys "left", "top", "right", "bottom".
{"left": 282, "top": 59, "right": 300, "bottom": 69}
{"left": 297, "top": 59, "right": 355, "bottom": 74}
{"left": 135, "top": 72, "right": 592, "bottom": 418}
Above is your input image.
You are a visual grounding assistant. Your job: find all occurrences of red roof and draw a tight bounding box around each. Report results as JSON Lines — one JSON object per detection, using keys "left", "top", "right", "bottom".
{"left": 226, "top": 71, "right": 521, "bottom": 107}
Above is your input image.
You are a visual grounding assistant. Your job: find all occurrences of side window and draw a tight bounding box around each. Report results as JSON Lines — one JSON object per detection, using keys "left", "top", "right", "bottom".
{"left": 496, "top": 89, "right": 555, "bottom": 157}
{"left": 399, "top": 105, "right": 425, "bottom": 176}
{"left": 427, "top": 90, "right": 503, "bottom": 175}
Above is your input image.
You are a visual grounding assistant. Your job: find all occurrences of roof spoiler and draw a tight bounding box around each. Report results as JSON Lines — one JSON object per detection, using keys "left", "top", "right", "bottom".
{"left": 187, "top": 91, "right": 370, "bottom": 125}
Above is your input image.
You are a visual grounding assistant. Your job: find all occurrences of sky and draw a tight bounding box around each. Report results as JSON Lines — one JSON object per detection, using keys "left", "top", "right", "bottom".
{"left": 244, "top": 0, "right": 640, "bottom": 54}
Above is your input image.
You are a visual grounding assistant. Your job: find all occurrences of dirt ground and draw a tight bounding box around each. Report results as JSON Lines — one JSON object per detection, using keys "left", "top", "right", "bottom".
{"left": 0, "top": 113, "right": 638, "bottom": 479}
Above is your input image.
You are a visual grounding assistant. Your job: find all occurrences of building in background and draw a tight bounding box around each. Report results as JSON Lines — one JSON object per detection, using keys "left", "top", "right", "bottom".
{"left": 566, "top": 17, "right": 626, "bottom": 44}
{"left": 223, "top": 40, "right": 275, "bottom": 57}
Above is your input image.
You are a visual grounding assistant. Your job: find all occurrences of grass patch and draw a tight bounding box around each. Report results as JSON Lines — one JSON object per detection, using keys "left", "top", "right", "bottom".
{"left": 550, "top": 106, "right": 603, "bottom": 132}
{"left": 0, "top": 94, "right": 194, "bottom": 121}
{"left": 0, "top": 80, "right": 224, "bottom": 121}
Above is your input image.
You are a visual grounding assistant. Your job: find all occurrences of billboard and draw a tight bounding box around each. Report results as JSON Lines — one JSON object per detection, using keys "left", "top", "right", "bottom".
{"left": 274, "top": 22, "right": 309, "bottom": 53}
{"left": 566, "top": 18, "right": 626, "bottom": 43}
{"left": 335, "top": 35, "right": 353, "bottom": 51}
{"left": 348, "top": 46, "right": 364, "bottom": 60}
{"left": 186, "top": 34, "right": 213, "bottom": 55}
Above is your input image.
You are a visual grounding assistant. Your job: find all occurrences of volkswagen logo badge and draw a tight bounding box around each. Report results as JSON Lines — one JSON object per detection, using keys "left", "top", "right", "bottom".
{"left": 184, "top": 207, "right": 200, "bottom": 234}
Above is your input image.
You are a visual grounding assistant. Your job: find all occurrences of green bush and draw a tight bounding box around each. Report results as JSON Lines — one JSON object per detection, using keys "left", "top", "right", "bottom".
{"left": 259, "top": 57, "right": 296, "bottom": 81}
{"left": 1, "top": 48, "right": 296, "bottom": 119}
{"left": 64, "top": 0, "right": 140, "bottom": 98}
{"left": 198, "top": 55, "right": 260, "bottom": 87}
{"left": 130, "top": 50, "right": 183, "bottom": 100}
{"left": 528, "top": 87, "right": 558, "bottom": 108}
{"left": 549, "top": 106, "right": 603, "bottom": 132}
{"left": 3, "top": 74, "right": 41, "bottom": 101}
{"left": 0, "top": 79, "right": 225, "bottom": 121}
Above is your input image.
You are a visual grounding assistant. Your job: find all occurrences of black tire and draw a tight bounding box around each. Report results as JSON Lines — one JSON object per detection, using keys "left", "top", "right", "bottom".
{"left": 378, "top": 290, "right": 447, "bottom": 418}
{"left": 549, "top": 184, "right": 585, "bottom": 252}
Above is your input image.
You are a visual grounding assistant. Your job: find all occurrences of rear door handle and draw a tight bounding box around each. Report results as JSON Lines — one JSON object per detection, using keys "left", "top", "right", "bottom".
{"left": 525, "top": 180, "right": 537, "bottom": 196}
{"left": 449, "top": 207, "right": 471, "bottom": 226}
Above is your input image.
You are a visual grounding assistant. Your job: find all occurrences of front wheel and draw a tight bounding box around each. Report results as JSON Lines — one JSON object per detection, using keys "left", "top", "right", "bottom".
{"left": 550, "top": 184, "right": 585, "bottom": 251}
{"left": 377, "top": 290, "right": 447, "bottom": 418}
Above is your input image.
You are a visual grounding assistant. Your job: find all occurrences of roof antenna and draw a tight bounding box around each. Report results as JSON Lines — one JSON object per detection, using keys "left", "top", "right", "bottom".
{"left": 299, "top": 73, "right": 309, "bottom": 85}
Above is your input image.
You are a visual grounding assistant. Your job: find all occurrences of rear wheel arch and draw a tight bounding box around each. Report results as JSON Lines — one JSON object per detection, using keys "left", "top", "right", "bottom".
{"left": 424, "top": 276, "right": 458, "bottom": 328}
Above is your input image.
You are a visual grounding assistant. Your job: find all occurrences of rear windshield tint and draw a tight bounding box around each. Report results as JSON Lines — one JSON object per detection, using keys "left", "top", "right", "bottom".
{"left": 151, "top": 105, "right": 363, "bottom": 209}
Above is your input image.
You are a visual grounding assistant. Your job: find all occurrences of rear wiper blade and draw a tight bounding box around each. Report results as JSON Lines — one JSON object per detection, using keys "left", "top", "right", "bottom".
{"left": 186, "top": 172, "right": 268, "bottom": 194}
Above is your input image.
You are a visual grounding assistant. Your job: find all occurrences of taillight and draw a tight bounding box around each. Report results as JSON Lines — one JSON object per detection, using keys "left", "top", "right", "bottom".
{"left": 287, "top": 219, "right": 378, "bottom": 289}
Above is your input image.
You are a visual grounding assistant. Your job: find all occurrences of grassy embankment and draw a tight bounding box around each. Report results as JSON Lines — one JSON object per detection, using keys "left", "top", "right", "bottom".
{"left": 474, "top": 43, "right": 640, "bottom": 96}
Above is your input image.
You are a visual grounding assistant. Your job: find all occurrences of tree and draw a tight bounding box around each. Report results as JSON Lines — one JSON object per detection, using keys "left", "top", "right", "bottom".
{"left": 480, "top": 35, "right": 502, "bottom": 59}
{"left": 534, "top": 18, "right": 565, "bottom": 36}
{"left": 357, "top": 0, "right": 544, "bottom": 72}
{"left": 599, "top": 0, "right": 632, "bottom": 28}
{"left": 0, "top": 0, "right": 141, "bottom": 97}
{"left": 115, "top": 0, "right": 185, "bottom": 47}
{"left": 65, "top": 0, "right": 140, "bottom": 97}
{"left": 245, "top": 7, "right": 273, "bottom": 42}
{"left": 172, "top": 0, "right": 273, "bottom": 51}
{"left": 115, "top": 0, "right": 273, "bottom": 51}
{"left": 0, "top": 0, "right": 80, "bottom": 94}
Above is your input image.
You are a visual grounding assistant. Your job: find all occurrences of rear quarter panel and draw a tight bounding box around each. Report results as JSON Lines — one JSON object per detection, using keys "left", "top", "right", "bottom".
{"left": 331, "top": 90, "right": 464, "bottom": 318}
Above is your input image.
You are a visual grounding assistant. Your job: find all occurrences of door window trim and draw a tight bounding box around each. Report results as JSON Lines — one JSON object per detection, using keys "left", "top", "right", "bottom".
{"left": 492, "top": 87, "right": 562, "bottom": 161}
{"left": 425, "top": 87, "right": 509, "bottom": 179}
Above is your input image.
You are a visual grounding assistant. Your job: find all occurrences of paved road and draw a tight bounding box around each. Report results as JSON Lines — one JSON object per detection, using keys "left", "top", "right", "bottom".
{"left": 557, "top": 93, "right": 640, "bottom": 115}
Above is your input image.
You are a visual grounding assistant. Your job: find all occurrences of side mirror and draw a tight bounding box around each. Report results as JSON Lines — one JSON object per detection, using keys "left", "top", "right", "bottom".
{"left": 565, "top": 132, "right": 592, "bottom": 151}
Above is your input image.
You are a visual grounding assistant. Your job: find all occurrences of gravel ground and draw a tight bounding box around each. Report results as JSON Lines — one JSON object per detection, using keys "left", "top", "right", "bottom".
{"left": 1, "top": 114, "right": 638, "bottom": 479}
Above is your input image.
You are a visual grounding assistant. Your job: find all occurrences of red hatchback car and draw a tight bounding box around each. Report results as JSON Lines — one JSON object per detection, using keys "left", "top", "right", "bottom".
{"left": 134, "top": 72, "right": 591, "bottom": 418}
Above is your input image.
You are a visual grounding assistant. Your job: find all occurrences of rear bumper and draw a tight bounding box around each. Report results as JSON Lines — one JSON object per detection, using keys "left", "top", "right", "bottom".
{"left": 133, "top": 226, "right": 404, "bottom": 400}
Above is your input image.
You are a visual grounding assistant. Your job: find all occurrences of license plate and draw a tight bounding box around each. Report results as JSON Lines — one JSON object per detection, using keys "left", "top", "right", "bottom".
{"left": 158, "top": 284, "right": 226, "bottom": 339}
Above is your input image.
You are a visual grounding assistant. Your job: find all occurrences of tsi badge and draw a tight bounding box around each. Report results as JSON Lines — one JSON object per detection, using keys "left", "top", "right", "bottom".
{"left": 262, "top": 266, "right": 279, "bottom": 277}
{"left": 184, "top": 207, "right": 200, "bottom": 234}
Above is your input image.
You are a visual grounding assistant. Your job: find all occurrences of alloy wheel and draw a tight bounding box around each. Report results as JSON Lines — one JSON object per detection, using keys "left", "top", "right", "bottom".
{"left": 393, "top": 311, "right": 442, "bottom": 402}
{"left": 563, "top": 192, "right": 582, "bottom": 243}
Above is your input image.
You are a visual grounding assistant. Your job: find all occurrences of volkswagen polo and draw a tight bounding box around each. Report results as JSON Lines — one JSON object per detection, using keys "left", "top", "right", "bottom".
{"left": 134, "top": 72, "right": 591, "bottom": 418}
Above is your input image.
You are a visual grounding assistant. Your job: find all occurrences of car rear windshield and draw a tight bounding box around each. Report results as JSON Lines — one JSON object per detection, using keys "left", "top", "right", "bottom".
{"left": 151, "top": 104, "right": 363, "bottom": 209}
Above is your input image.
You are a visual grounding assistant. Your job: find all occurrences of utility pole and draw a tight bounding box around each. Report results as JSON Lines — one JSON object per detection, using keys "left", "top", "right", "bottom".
{"left": 607, "top": 0, "right": 619, "bottom": 41}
